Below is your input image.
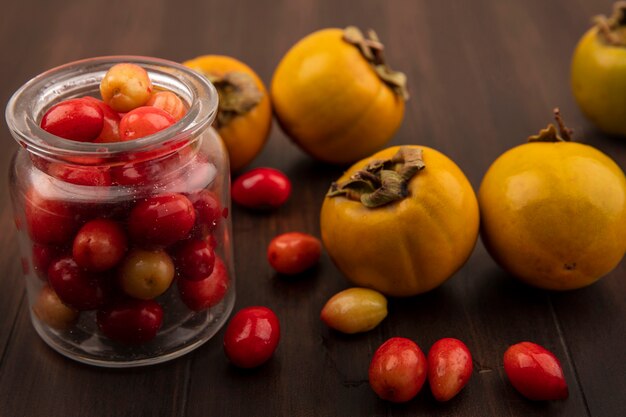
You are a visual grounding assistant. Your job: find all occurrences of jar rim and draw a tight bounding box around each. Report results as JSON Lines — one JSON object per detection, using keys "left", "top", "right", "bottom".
{"left": 5, "top": 55, "right": 218, "bottom": 160}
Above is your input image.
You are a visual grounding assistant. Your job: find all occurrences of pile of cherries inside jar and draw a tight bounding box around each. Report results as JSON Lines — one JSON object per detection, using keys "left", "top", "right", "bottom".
{"left": 26, "top": 63, "right": 229, "bottom": 345}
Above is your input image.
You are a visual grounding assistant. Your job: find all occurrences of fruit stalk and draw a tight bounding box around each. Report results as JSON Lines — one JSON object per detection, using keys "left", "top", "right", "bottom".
{"left": 527, "top": 108, "right": 573, "bottom": 143}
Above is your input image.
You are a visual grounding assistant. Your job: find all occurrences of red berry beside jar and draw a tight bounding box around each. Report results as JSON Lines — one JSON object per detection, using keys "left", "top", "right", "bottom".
{"left": 223, "top": 306, "right": 281, "bottom": 368}
{"left": 5, "top": 56, "right": 235, "bottom": 367}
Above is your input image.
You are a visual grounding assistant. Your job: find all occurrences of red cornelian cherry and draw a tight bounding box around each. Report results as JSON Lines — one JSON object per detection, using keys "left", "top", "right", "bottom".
{"left": 32, "top": 243, "right": 61, "bottom": 280}
{"left": 173, "top": 238, "right": 216, "bottom": 280}
{"left": 119, "top": 106, "right": 175, "bottom": 140}
{"left": 24, "top": 188, "right": 77, "bottom": 245}
{"left": 178, "top": 256, "right": 229, "bottom": 311}
{"left": 223, "top": 306, "right": 280, "bottom": 368}
{"left": 111, "top": 158, "right": 171, "bottom": 186}
{"left": 40, "top": 98, "right": 104, "bottom": 142}
{"left": 83, "top": 97, "right": 121, "bottom": 142}
{"left": 267, "top": 232, "right": 321, "bottom": 274}
{"left": 146, "top": 91, "right": 186, "bottom": 121}
{"left": 47, "top": 163, "right": 112, "bottom": 186}
{"left": 73, "top": 219, "right": 128, "bottom": 272}
{"left": 128, "top": 193, "right": 196, "bottom": 247}
{"left": 232, "top": 167, "right": 291, "bottom": 209}
{"left": 427, "top": 338, "right": 473, "bottom": 401}
{"left": 504, "top": 341, "right": 569, "bottom": 401}
{"left": 97, "top": 298, "right": 163, "bottom": 345}
{"left": 189, "top": 190, "right": 222, "bottom": 233}
{"left": 47, "top": 257, "right": 111, "bottom": 311}
{"left": 369, "top": 337, "right": 428, "bottom": 403}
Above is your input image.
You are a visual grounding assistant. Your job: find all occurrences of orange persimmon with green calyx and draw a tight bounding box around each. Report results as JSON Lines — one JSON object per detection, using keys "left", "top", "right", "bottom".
{"left": 183, "top": 55, "right": 271, "bottom": 172}
{"left": 271, "top": 27, "right": 407, "bottom": 164}
{"left": 320, "top": 146, "right": 479, "bottom": 297}
{"left": 479, "top": 109, "right": 626, "bottom": 290}
{"left": 571, "top": 2, "right": 626, "bottom": 136}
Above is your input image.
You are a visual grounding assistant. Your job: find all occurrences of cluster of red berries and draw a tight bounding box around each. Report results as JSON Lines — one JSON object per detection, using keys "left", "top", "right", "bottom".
{"left": 28, "top": 63, "right": 230, "bottom": 345}
{"left": 369, "top": 337, "right": 568, "bottom": 403}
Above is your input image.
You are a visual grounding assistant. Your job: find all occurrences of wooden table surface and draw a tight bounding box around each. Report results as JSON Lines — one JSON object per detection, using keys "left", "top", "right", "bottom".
{"left": 1, "top": 0, "right": 625, "bottom": 416}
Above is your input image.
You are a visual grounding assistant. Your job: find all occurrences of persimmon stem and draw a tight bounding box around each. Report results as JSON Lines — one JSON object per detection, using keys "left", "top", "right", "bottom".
{"left": 528, "top": 108, "right": 574, "bottom": 143}
{"left": 553, "top": 109, "right": 574, "bottom": 141}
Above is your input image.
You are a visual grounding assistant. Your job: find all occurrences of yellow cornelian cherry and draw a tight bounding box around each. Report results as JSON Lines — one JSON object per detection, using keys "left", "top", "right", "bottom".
{"left": 100, "top": 63, "right": 153, "bottom": 113}
{"left": 321, "top": 146, "right": 479, "bottom": 297}
{"left": 271, "top": 27, "right": 407, "bottom": 164}
{"left": 320, "top": 287, "right": 388, "bottom": 334}
{"left": 32, "top": 285, "right": 79, "bottom": 330}
{"left": 479, "top": 110, "right": 626, "bottom": 290}
{"left": 183, "top": 55, "right": 272, "bottom": 172}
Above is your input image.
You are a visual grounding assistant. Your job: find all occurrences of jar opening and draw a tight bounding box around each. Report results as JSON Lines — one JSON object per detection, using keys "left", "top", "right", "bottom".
{"left": 5, "top": 56, "right": 218, "bottom": 163}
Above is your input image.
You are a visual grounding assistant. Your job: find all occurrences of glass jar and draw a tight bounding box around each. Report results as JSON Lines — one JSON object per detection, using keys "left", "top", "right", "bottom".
{"left": 5, "top": 56, "right": 235, "bottom": 367}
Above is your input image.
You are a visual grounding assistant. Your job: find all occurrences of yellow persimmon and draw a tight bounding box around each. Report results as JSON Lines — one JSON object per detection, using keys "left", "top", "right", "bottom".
{"left": 271, "top": 27, "right": 407, "bottom": 164}
{"left": 183, "top": 55, "right": 272, "bottom": 172}
{"left": 320, "top": 146, "right": 479, "bottom": 297}
{"left": 572, "top": 2, "right": 626, "bottom": 136}
{"left": 479, "top": 110, "right": 626, "bottom": 290}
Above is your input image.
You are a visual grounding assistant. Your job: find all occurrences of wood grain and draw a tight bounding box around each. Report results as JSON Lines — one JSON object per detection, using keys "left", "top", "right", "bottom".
{"left": 0, "top": 0, "right": 624, "bottom": 416}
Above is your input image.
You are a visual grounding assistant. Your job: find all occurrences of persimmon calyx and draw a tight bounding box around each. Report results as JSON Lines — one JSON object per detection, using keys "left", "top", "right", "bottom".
{"left": 593, "top": 1, "right": 626, "bottom": 46}
{"left": 327, "top": 146, "right": 425, "bottom": 208}
{"left": 207, "top": 72, "right": 263, "bottom": 128}
{"left": 342, "top": 26, "right": 409, "bottom": 100}
{"left": 528, "top": 108, "right": 574, "bottom": 143}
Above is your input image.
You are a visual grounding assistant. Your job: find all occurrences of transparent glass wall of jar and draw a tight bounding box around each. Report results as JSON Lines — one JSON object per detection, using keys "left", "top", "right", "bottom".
{"left": 5, "top": 56, "right": 235, "bottom": 367}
